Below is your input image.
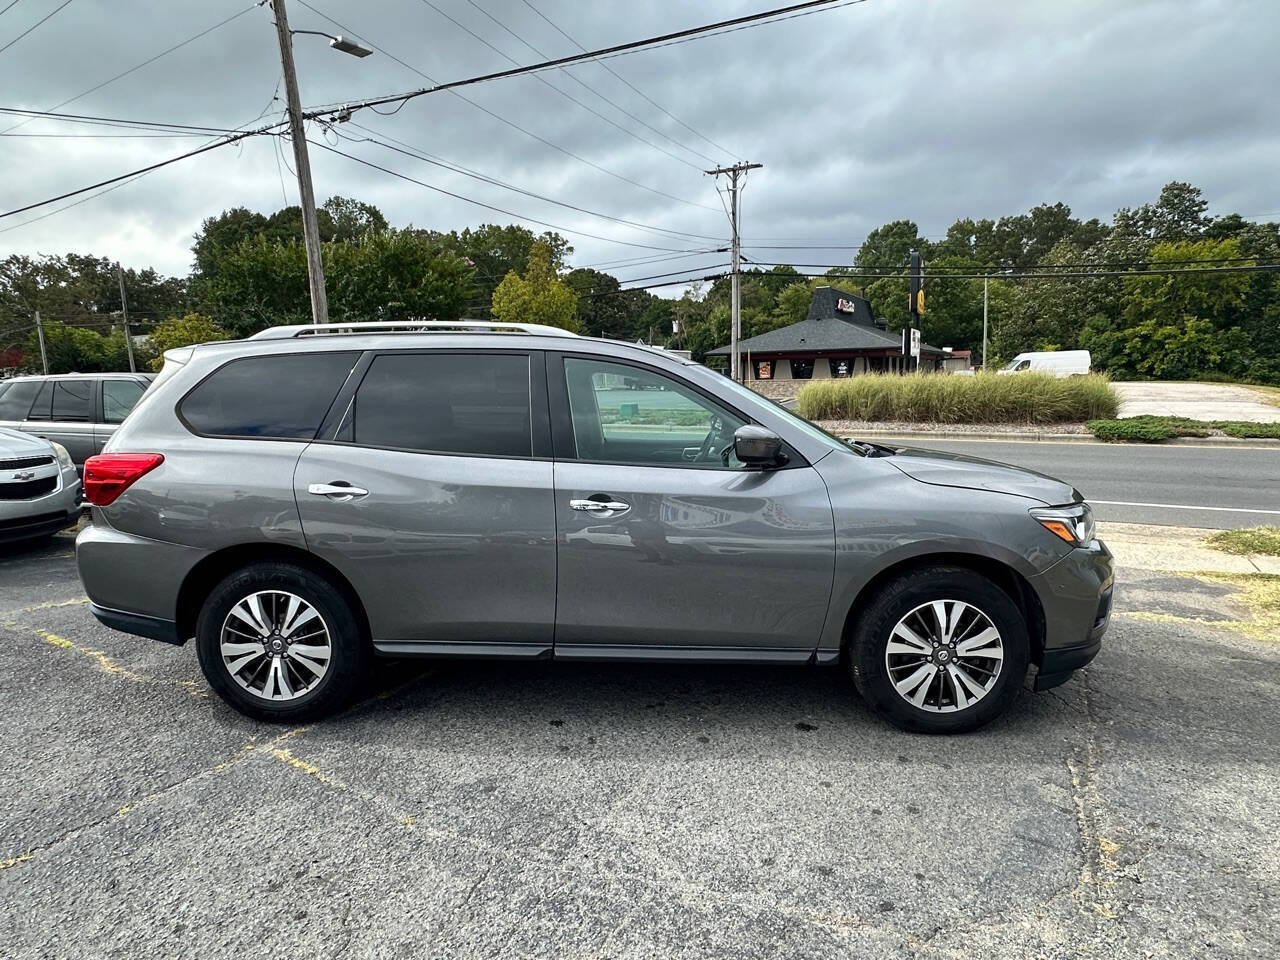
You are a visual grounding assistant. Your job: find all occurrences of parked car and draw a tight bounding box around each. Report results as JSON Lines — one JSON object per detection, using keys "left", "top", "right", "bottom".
{"left": 0, "top": 372, "right": 155, "bottom": 469}
{"left": 998, "top": 350, "right": 1091, "bottom": 377}
{"left": 0, "top": 426, "right": 82, "bottom": 543}
{"left": 76, "top": 322, "right": 1112, "bottom": 733}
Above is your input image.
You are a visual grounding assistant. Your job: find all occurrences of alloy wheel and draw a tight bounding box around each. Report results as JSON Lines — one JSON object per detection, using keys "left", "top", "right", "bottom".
{"left": 219, "top": 590, "right": 332, "bottom": 701}
{"left": 884, "top": 599, "right": 1004, "bottom": 713}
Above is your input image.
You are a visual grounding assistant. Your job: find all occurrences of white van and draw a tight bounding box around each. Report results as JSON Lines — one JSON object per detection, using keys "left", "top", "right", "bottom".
{"left": 998, "top": 350, "right": 1091, "bottom": 377}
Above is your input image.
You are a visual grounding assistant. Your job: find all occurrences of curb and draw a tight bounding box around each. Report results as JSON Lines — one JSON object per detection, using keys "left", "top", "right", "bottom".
{"left": 823, "top": 429, "right": 1280, "bottom": 448}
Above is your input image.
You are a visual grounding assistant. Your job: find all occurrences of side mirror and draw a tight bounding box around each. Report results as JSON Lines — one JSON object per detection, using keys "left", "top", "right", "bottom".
{"left": 734, "top": 424, "right": 785, "bottom": 468}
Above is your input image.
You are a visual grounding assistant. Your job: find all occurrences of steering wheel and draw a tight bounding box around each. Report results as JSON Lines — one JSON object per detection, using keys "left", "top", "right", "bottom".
{"left": 694, "top": 414, "right": 729, "bottom": 463}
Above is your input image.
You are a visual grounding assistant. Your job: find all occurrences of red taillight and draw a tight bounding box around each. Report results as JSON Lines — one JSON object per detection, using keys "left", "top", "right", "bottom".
{"left": 83, "top": 453, "right": 164, "bottom": 506}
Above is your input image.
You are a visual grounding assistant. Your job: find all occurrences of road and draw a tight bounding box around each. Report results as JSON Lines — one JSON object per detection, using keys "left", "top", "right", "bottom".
{"left": 2, "top": 530, "right": 1278, "bottom": 957}
{"left": 866, "top": 437, "right": 1280, "bottom": 529}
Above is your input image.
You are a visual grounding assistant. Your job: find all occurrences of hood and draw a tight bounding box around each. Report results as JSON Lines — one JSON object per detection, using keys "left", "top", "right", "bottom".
{"left": 0, "top": 426, "right": 54, "bottom": 457}
{"left": 886, "top": 444, "right": 1080, "bottom": 505}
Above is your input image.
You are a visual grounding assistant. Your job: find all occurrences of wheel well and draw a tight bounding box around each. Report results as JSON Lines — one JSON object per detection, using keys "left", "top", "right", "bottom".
{"left": 840, "top": 553, "right": 1046, "bottom": 665}
{"left": 175, "top": 543, "right": 371, "bottom": 643}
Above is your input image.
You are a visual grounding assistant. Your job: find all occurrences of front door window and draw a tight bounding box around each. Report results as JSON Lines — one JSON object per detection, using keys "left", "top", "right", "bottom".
{"left": 563, "top": 357, "right": 745, "bottom": 469}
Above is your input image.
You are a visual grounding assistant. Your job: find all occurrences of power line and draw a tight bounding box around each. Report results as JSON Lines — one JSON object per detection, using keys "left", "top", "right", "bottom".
{"left": 0, "top": 0, "right": 74, "bottom": 57}
{"left": 0, "top": 106, "right": 247, "bottom": 134}
{"left": 419, "top": 0, "right": 703, "bottom": 172}
{"left": 0, "top": 4, "right": 258, "bottom": 136}
{"left": 0, "top": 120, "right": 286, "bottom": 220}
{"left": 765, "top": 263, "right": 1280, "bottom": 281}
{"left": 0, "top": 1, "right": 23, "bottom": 17}
{"left": 301, "top": 0, "right": 854, "bottom": 122}
{"left": 346, "top": 121, "right": 725, "bottom": 243}
{"left": 518, "top": 0, "right": 739, "bottom": 161}
{"left": 296, "top": 0, "right": 718, "bottom": 212}
{"left": 461, "top": 0, "right": 719, "bottom": 168}
{"left": 309, "top": 138, "right": 710, "bottom": 253}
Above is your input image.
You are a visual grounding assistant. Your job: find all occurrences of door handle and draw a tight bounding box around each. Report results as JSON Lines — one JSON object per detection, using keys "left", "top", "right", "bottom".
{"left": 569, "top": 498, "right": 630, "bottom": 513}
{"left": 308, "top": 481, "right": 369, "bottom": 501}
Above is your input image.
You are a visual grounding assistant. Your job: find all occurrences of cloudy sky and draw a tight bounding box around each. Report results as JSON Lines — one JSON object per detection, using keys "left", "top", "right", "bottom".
{"left": 1, "top": 0, "right": 1277, "bottom": 290}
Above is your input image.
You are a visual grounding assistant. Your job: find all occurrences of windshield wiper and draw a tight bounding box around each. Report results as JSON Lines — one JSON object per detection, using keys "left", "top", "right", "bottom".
{"left": 845, "top": 439, "right": 897, "bottom": 458}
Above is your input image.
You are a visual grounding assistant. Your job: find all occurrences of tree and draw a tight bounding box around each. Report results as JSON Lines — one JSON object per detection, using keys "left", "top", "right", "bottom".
{"left": 142, "top": 314, "right": 228, "bottom": 371}
{"left": 322, "top": 195, "right": 388, "bottom": 241}
{"left": 23, "top": 321, "right": 109, "bottom": 374}
{"left": 855, "top": 220, "right": 923, "bottom": 273}
{"left": 490, "top": 241, "right": 579, "bottom": 332}
{"left": 434, "top": 224, "right": 572, "bottom": 317}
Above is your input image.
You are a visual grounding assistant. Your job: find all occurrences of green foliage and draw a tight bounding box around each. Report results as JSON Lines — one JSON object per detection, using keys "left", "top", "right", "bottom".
{"left": 433, "top": 223, "right": 572, "bottom": 318}
{"left": 1205, "top": 527, "right": 1280, "bottom": 556}
{"left": 1218, "top": 421, "right": 1280, "bottom": 439}
{"left": 1086, "top": 416, "right": 1209, "bottom": 442}
{"left": 490, "top": 241, "right": 579, "bottom": 332}
{"left": 142, "top": 314, "right": 228, "bottom": 371}
{"left": 1085, "top": 415, "right": 1280, "bottom": 442}
{"left": 794, "top": 372, "right": 1118, "bottom": 425}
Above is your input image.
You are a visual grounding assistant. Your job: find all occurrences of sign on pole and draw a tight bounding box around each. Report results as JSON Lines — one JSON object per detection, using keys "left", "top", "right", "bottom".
{"left": 910, "top": 327, "right": 921, "bottom": 358}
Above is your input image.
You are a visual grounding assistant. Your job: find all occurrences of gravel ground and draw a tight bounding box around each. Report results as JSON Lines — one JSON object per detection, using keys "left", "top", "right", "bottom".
{"left": 1, "top": 526, "right": 1277, "bottom": 958}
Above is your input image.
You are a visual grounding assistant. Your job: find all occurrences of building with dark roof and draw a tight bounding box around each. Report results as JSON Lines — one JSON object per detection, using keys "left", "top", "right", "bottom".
{"left": 707, "top": 286, "right": 945, "bottom": 382}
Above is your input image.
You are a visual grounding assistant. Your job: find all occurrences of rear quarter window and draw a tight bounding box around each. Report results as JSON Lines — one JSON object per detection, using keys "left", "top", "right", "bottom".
{"left": 0, "top": 380, "right": 42, "bottom": 420}
{"left": 180, "top": 352, "right": 359, "bottom": 440}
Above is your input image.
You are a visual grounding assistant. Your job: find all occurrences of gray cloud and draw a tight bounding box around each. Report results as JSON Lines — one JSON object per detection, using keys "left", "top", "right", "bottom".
{"left": 1, "top": 0, "right": 1276, "bottom": 286}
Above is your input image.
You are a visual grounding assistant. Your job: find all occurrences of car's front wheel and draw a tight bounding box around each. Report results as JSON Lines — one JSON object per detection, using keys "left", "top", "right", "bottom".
{"left": 847, "top": 566, "right": 1030, "bottom": 733}
{"left": 195, "top": 563, "right": 369, "bottom": 722}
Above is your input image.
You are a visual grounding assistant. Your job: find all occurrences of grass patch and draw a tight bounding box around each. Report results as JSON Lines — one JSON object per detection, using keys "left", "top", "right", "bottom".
{"left": 1087, "top": 416, "right": 1280, "bottom": 442}
{"left": 1205, "top": 526, "right": 1280, "bottom": 557}
{"left": 795, "top": 372, "right": 1118, "bottom": 425}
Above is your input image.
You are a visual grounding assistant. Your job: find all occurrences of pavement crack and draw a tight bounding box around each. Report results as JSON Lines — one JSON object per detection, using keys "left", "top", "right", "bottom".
{"left": 1065, "top": 669, "right": 1122, "bottom": 921}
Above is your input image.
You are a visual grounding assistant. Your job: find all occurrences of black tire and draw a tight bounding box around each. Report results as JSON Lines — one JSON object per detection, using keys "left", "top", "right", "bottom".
{"left": 847, "top": 566, "right": 1029, "bottom": 734}
{"left": 195, "top": 562, "right": 369, "bottom": 723}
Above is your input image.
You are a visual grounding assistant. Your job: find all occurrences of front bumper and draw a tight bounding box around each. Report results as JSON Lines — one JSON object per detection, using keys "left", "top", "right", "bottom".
{"left": 1030, "top": 538, "right": 1114, "bottom": 690}
{"left": 0, "top": 466, "right": 81, "bottom": 543}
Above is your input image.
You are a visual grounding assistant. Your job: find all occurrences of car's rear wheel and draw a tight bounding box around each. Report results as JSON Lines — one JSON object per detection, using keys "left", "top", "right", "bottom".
{"left": 847, "top": 566, "right": 1029, "bottom": 733}
{"left": 195, "top": 563, "right": 369, "bottom": 722}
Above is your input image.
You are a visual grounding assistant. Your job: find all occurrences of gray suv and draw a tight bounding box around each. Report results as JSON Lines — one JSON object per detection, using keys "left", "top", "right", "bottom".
{"left": 75, "top": 322, "right": 1112, "bottom": 733}
{"left": 0, "top": 372, "right": 155, "bottom": 468}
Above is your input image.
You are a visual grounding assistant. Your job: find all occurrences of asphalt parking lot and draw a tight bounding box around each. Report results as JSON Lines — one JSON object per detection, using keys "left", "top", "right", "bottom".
{"left": 2, "top": 525, "right": 1277, "bottom": 958}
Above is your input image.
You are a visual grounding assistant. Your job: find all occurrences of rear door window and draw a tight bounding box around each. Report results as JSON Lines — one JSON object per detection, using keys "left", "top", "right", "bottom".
{"left": 0, "top": 380, "right": 42, "bottom": 420}
{"left": 52, "top": 380, "right": 93, "bottom": 422}
{"left": 180, "top": 352, "right": 359, "bottom": 439}
{"left": 102, "top": 379, "right": 147, "bottom": 423}
{"left": 346, "top": 353, "right": 532, "bottom": 458}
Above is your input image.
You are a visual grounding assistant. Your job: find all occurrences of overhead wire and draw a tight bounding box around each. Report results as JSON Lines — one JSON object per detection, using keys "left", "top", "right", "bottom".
{"left": 309, "top": 138, "right": 710, "bottom": 253}
{"left": 0, "top": 4, "right": 259, "bottom": 135}
{"left": 296, "top": 0, "right": 719, "bottom": 213}
{"left": 460, "top": 0, "right": 720, "bottom": 167}
{"left": 0, "top": 0, "right": 74, "bottom": 57}
{"left": 517, "top": 0, "right": 739, "bottom": 161}
{"left": 344, "top": 120, "right": 725, "bottom": 243}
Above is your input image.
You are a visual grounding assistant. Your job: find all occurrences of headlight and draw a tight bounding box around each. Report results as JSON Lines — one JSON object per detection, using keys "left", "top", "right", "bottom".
{"left": 50, "top": 442, "right": 74, "bottom": 471}
{"left": 1030, "top": 502, "right": 1095, "bottom": 546}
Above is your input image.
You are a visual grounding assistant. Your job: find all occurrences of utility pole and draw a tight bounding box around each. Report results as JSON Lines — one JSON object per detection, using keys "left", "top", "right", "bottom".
{"left": 117, "top": 263, "right": 136, "bottom": 373}
{"left": 908, "top": 250, "right": 922, "bottom": 372}
{"left": 34, "top": 310, "right": 48, "bottom": 374}
{"left": 271, "top": 0, "right": 329, "bottom": 326}
{"left": 982, "top": 276, "right": 989, "bottom": 371}
{"left": 705, "top": 161, "right": 762, "bottom": 381}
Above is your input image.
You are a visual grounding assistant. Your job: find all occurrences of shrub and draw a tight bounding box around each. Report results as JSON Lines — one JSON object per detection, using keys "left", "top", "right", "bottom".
{"left": 794, "top": 372, "right": 1119, "bottom": 425}
{"left": 1217, "top": 421, "right": 1280, "bottom": 439}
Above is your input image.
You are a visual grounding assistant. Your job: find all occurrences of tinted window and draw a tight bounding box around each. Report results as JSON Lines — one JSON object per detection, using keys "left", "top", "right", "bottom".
{"left": 52, "top": 380, "right": 93, "bottom": 421}
{"left": 563, "top": 357, "right": 745, "bottom": 469}
{"left": 350, "top": 353, "right": 531, "bottom": 458}
{"left": 103, "top": 379, "right": 146, "bottom": 423}
{"left": 181, "top": 353, "right": 358, "bottom": 439}
{"left": 0, "top": 380, "right": 42, "bottom": 420}
{"left": 26, "top": 381, "right": 55, "bottom": 420}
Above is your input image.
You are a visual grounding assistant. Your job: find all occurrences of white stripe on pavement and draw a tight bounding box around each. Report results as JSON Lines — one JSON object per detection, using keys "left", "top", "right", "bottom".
{"left": 1091, "top": 500, "right": 1280, "bottom": 516}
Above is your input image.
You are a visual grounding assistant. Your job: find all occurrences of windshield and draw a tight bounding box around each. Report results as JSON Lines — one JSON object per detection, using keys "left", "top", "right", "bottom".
{"left": 714, "top": 375, "right": 864, "bottom": 457}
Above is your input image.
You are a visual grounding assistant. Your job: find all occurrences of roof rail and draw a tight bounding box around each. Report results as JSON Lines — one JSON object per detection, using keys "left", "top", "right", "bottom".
{"left": 249, "top": 320, "right": 580, "bottom": 340}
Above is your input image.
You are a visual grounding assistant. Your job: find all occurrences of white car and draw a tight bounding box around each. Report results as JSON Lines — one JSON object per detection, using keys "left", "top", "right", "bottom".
{"left": 0, "top": 426, "right": 81, "bottom": 544}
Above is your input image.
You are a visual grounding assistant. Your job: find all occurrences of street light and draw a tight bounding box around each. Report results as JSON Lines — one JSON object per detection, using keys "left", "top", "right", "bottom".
{"left": 292, "top": 29, "right": 373, "bottom": 58}
{"left": 270, "top": 0, "right": 373, "bottom": 325}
